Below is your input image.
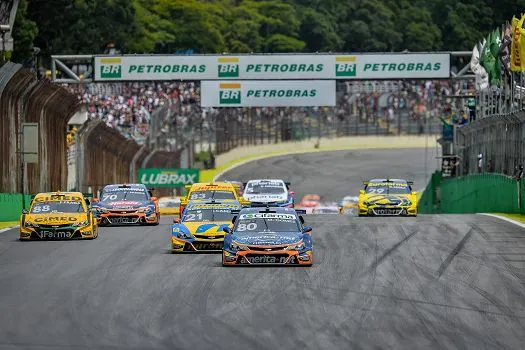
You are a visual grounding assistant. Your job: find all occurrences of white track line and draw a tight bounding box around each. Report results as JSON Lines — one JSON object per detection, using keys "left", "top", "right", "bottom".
{"left": 0, "top": 225, "right": 19, "bottom": 234}
{"left": 478, "top": 213, "right": 525, "bottom": 229}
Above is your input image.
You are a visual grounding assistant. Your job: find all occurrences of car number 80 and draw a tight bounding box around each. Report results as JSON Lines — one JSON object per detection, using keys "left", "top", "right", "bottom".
{"left": 237, "top": 223, "right": 257, "bottom": 231}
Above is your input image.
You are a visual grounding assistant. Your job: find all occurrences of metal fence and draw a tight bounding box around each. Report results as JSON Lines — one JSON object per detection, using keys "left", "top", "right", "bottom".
{"left": 0, "top": 62, "right": 80, "bottom": 194}
{"left": 454, "top": 73, "right": 525, "bottom": 176}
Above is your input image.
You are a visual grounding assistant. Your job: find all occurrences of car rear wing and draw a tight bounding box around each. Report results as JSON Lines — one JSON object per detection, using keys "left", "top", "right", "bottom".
{"left": 250, "top": 201, "right": 280, "bottom": 207}
{"left": 284, "top": 182, "right": 291, "bottom": 189}
{"left": 295, "top": 209, "right": 307, "bottom": 215}
{"left": 230, "top": 209, "right": 241, "bottom": 215}
{"left": 407, "top": 181, "right": 414, "bottom": 185}
{"left": 362, "top": 181, "right": 369, "bottom": 185}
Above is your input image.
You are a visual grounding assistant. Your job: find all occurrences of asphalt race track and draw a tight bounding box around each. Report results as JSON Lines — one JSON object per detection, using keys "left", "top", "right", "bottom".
{"left": 2, "top": 148, "right": 525, "bottom": 349}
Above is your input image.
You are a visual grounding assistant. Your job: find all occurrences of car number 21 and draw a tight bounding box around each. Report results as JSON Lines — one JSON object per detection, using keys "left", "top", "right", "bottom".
{"left": 237, "top": 223, "right": 257, "bottom": 231}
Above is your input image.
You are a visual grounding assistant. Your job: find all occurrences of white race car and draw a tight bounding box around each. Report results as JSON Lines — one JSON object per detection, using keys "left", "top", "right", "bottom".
{"left": 242, "top": 179, "right": 294, "bottom": 208}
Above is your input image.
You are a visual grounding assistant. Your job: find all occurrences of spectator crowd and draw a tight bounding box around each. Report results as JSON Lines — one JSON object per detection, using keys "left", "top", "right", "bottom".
{"left": 65, "top": 79, "right": 475, "bottom": 142}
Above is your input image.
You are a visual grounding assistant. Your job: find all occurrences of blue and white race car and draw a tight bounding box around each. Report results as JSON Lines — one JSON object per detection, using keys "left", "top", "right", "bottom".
{"left": 222, "top": 206, "right": 312, "bottom": 266}
{"left": 242, "top": 179, "right": 295, "bottom": 208}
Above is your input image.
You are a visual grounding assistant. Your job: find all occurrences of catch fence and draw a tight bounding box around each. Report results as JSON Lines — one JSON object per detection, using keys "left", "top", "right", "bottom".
{"left": 453, "top": 77, "right": 525, "bottom": 176}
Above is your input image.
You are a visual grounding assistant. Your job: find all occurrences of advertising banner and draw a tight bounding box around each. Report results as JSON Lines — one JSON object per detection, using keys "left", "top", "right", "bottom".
{"left": 94, "top": 54, "right": 450, "bottom": 81}
{"left": 138, "top": 168, "right": 199, "bottom": 187}
{"left": 200, "top": 80, "right": 336, "bottom": 107}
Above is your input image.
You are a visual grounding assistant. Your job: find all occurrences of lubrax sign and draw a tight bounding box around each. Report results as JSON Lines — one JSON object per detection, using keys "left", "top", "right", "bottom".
{"left": 94, "top": 54, "right": 450, "bottom": 81}
{"left": 138, "top": 168, "right": 199, "bottom": 188}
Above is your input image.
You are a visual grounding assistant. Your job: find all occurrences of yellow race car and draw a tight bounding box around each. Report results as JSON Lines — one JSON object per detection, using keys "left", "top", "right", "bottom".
{"left": 180, "top": 182, "right": 249, "bottom": 213}
{"left": 358, "top": 179, "right": 418, "bottom": 217}
{"left": 20, "top": 191, "right": 98, "bottom": 240}
{"left": 171, "top": 201, "right": 241, "bottom": 252}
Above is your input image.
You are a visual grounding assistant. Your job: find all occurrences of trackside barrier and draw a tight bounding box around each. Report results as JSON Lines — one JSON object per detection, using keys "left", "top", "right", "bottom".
{"left": 455, "top": 111, "right": 525, "bottom": 176}
{"left": 75, "top": 119, "right": 183, "bottom": 196}
{"left": 418, "top": 172, "right": 524, "bottom": 214}
{"left": 0, "top": 193, "right": 31, "bottom": 222}
{"left": 0, "top": 62, "right": 80, "bottom": 194}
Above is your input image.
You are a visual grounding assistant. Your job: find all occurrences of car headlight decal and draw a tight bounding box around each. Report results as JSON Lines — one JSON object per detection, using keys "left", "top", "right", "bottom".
{"left": 73, "top": 220, "right": 89, "bottom": 227}
{"left": 230, "top": 242, "right": 248, "bottom": 251}
{"left": 286, "top": 241, "right": 305, "bottom": 251}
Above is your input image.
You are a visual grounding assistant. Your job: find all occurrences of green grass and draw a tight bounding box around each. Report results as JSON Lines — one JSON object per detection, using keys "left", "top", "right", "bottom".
{"left": 491, "top": 213, "right": 525, "bottom": 224}
{"left": 0, "top": 221, "right": 18, "bottom": 230}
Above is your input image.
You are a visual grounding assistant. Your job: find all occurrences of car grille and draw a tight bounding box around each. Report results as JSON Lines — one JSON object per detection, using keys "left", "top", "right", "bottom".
{"left": 106, "top": 217, "right": 141, "bottom": 224}
{"left": 372, "top": 208, "right": 402, "bottom": 215}
{"left": 185, "top": 242, "right": 223, "bottom": 251}
{"left": 247, "top": 245, "right": 287, "bottom": 252}
{"left": 108, "top": 210, "right": 138, "bottom": 214}
{"left": 38, "top": 224, "right": 71, "bottom": 229}
{"left": 193, "top": 234, "right": 224, "bottom": 240}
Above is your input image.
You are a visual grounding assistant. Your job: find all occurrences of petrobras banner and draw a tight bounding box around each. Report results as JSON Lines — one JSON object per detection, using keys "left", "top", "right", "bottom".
{"left": 94, "top": 53, "right": 450, "bottom": 81}
{"left": 200, "top": 80, "right": 336, "bottom": 107}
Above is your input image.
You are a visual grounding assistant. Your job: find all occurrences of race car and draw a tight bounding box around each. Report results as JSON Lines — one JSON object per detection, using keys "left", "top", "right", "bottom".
{"left": 358, "top": 179, "right": 418, "bottom": 217}
{"left": 222, "top": 206, "right": 313, "bottom": 266}
{"left": 20, "top": 191, "right": 98, "bottom": 240}
{"left": 91, "top": 183, "right": 160, "bottom": 226}
{"left": 338, "top": 196, "right": 359, "bottom": 215}
{"left": 158, "top": 196, "right": 181, "bottom": 215}
{"left": 242, "top": 179, "right": 295, "bottom": 208}
{"left": 299, "top": 194, "right": 321, "bottom": 208}
{"left": 180, "top": 182, "right": 249, "bottom": 214}
{"left": 171, "top": 201, "right": 241, "bottom": 252}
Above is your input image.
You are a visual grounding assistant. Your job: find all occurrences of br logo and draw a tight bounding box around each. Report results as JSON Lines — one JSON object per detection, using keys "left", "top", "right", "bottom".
{"left": 335, "top": 56, "right": 357, "bottom": 77}
{"left": 219, "top": 83, "right": 241, "bottom": 105}
{"left": 217, "top": 57, "right": 239, "bottom": 78}
{"left": 100, "top": 58, "right": 122, "bottom": 79}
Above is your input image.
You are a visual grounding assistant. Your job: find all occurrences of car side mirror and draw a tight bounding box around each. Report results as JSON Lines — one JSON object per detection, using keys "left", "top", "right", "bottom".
{"left": 223, "top": 227, "right": 232, "bottom": 234}
{"left": 85, "top": 199, "right": 91, "bottom": 206}
{"left": 359, "top": 190, "right": 365, "bottom": 195}
{"left": 302, "top": 226, "right": 313, "bottom": 233}
{"left": 22, "top": 209, "right": 29, "bottom": 215}
{"left": 173, "top": 218, "right": 180, "bottom": 224}
{"left": 299, "top": 216, "right": 305, "bottom": 224}
{"left": 231, "top": 215, "right": 237, "bottom": 224}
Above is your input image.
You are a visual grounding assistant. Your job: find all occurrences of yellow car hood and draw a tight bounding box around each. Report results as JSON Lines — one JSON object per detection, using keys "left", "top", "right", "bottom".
{"left": 182, "top": 221, "right": 231, "bottom": 236}
{"left": 363, "top": 194, "right": 413, "bottom": 206}
{"left": 25, "top": 213, "right": 87, "bottom": 225}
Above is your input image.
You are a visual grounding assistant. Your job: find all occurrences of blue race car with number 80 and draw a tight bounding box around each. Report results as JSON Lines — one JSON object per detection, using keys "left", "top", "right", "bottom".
{"left": 222, "top": 206, "right": 312, "bottom": 266}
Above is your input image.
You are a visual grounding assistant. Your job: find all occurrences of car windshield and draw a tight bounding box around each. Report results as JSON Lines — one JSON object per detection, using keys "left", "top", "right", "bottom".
{"left": 182, "top": 208, "right": 234, "bottom": 222}
{"left": 234, "top": 213, "right": 300, "bottom": 232}
{"left": 101, "top": 190, "right": 148, "bottom": 202}
{"left": 30, "top": 201, "right": 84, "bottom": 214}
{"left": 245, "top": 183, "right": 286, "bottom": 194}
{"left": 365, "top": 184, "right": 410, "bottom": 194}
{"left": 189, "top": 190, "right": 235, "bottom": 200}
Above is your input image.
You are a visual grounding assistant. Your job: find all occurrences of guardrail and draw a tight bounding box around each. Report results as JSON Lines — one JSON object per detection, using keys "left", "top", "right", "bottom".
{"left": 0, "top": 62, "right": 80, "bottom": 194}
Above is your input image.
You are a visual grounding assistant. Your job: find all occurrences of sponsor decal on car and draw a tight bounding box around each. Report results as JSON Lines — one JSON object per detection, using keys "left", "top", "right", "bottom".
{"left": 239, "top": 213, "right": 295, "bottom": 220}
{"left": 35, "top": 230, "right": 74, "bottom": 239}
{"left": 240, "top": 255, "right": 295, "bottom": 264}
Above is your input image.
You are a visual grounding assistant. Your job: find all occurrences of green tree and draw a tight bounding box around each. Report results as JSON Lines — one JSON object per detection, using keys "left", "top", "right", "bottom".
{"left": 11, "top": 0, "right": 38, "bottom": 63}
{"left": 153, "top": 0, "right": 227, "bottom": 53}
{"left": 298, "top": 8, "right": 342, "bottom": 52}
